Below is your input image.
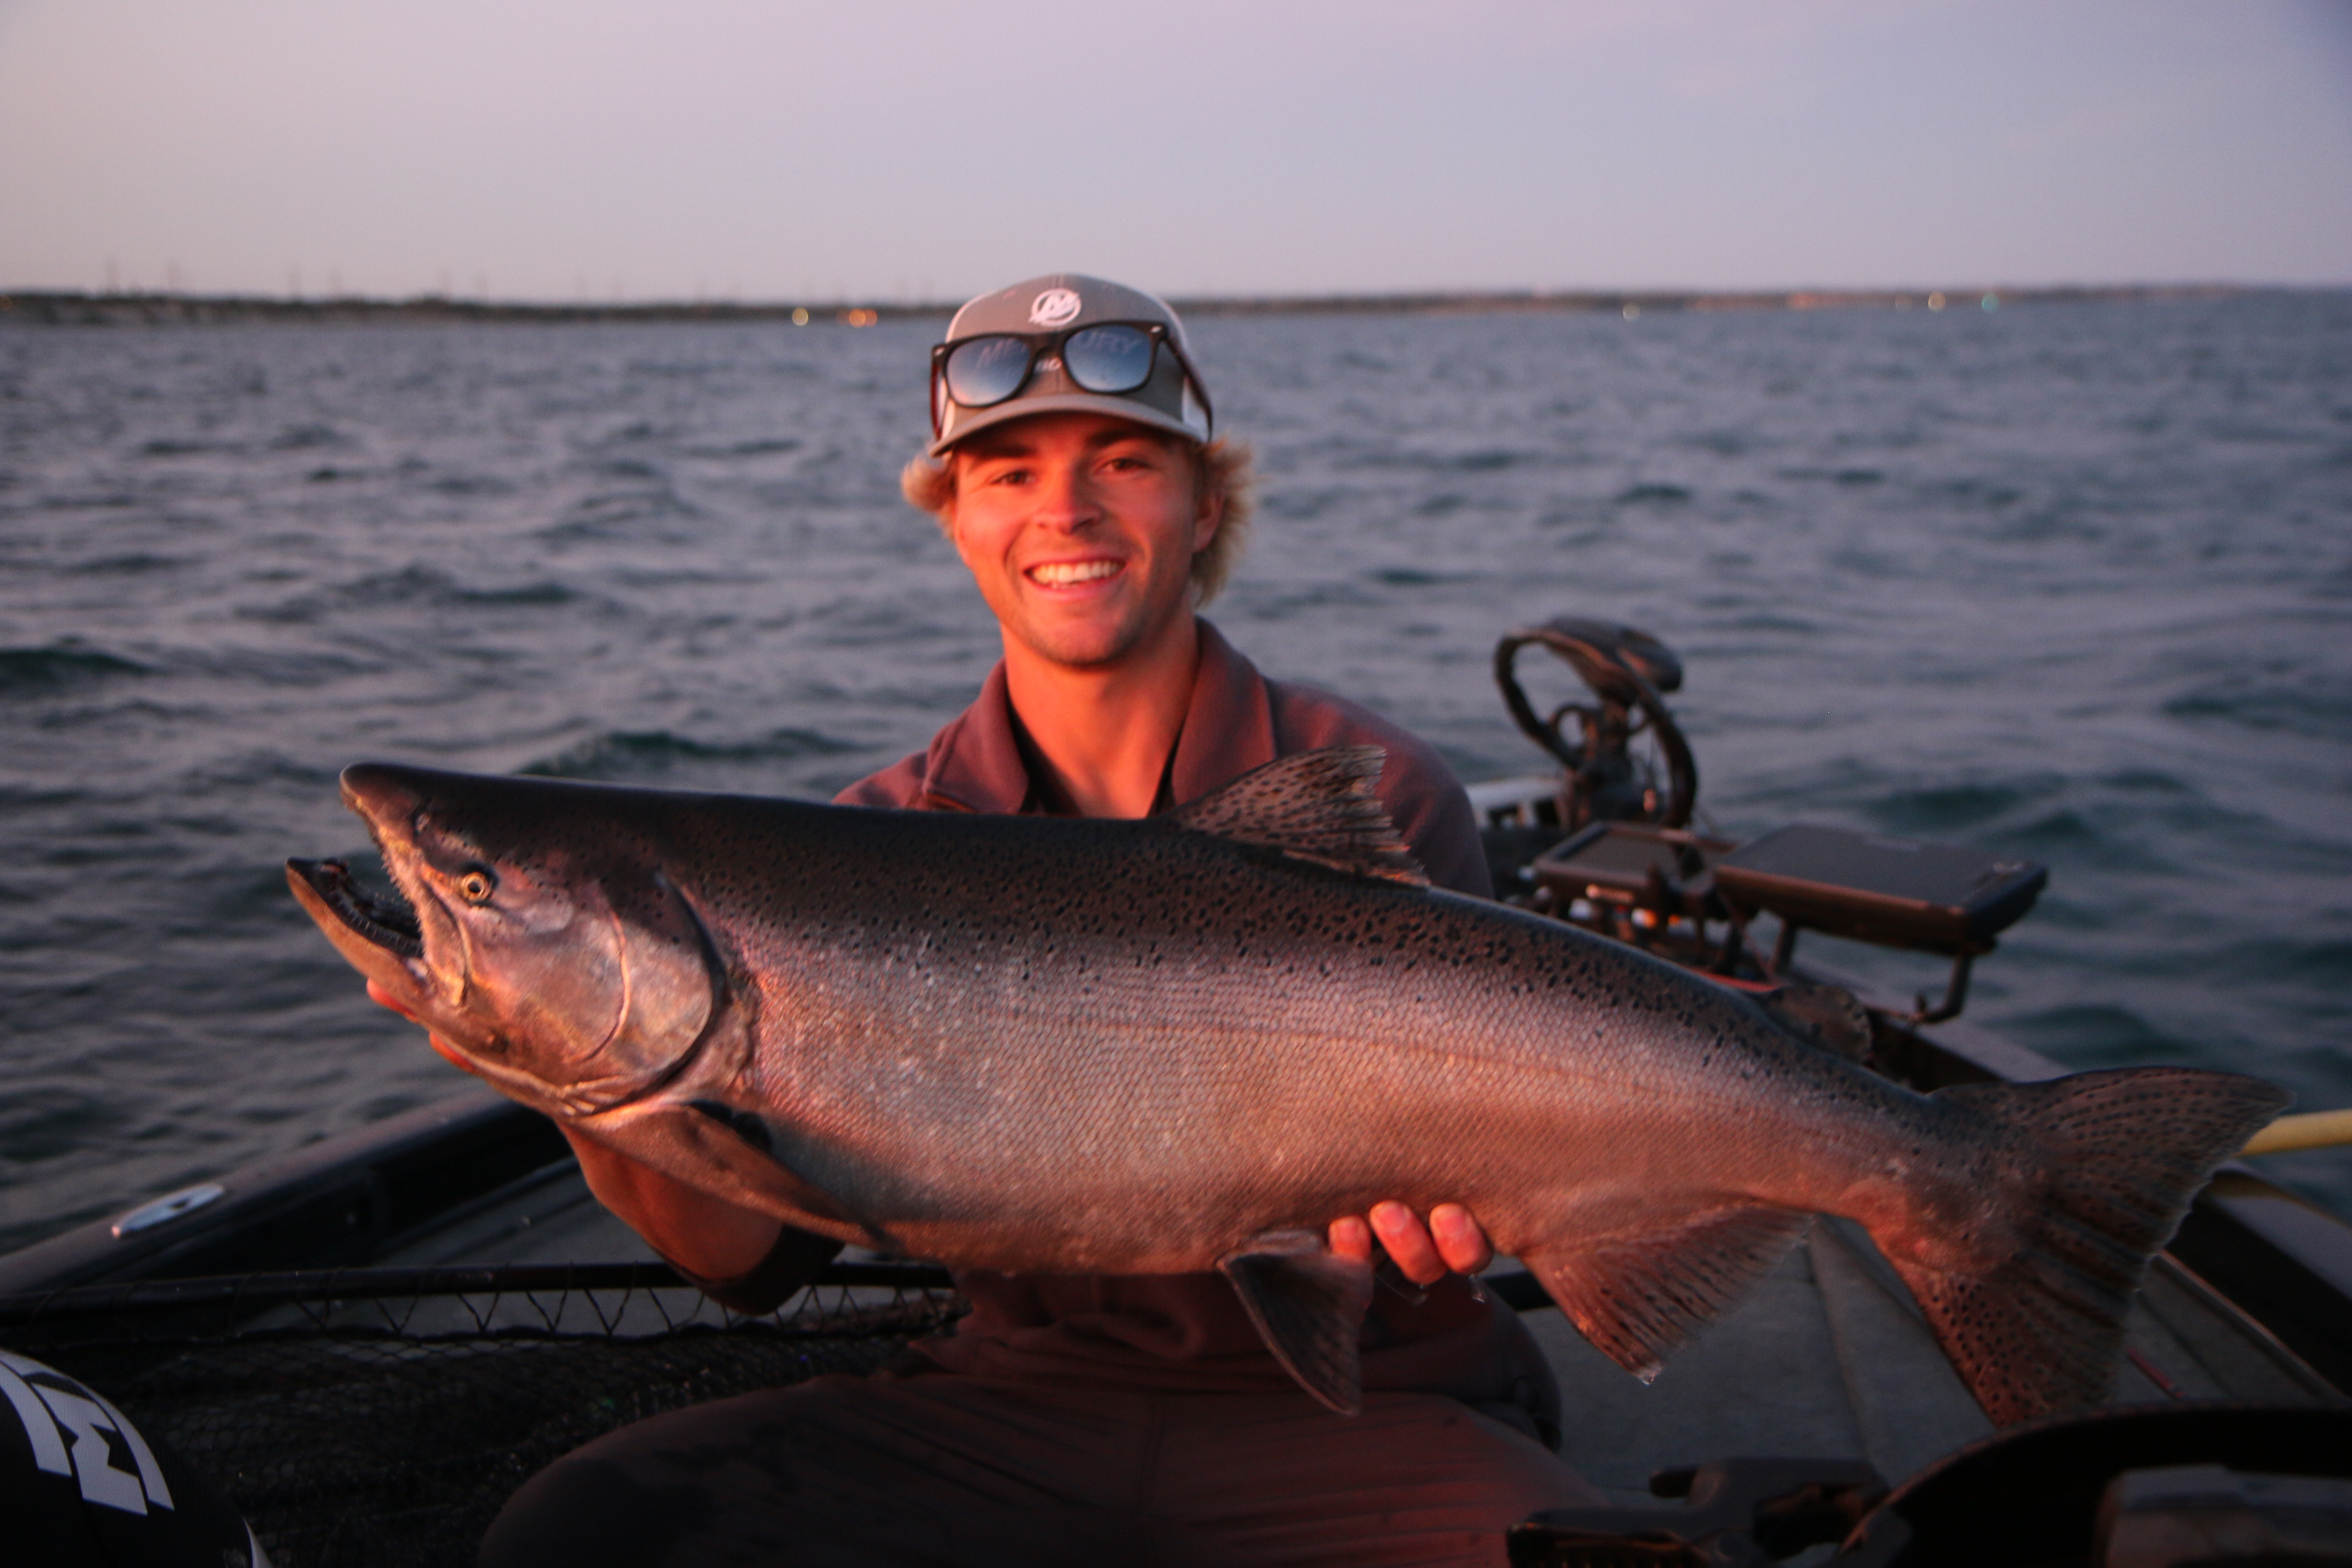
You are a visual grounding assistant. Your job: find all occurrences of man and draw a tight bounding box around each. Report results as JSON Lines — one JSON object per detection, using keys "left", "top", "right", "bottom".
{"left": 460, "top": 276, "right": 1605, "bottom": 1566}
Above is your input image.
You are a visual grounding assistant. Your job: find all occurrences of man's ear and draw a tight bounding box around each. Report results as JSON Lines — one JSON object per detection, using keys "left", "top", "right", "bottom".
{"left": 944, "top": 505, "right": 981, "bottom": 574}
{"left": 1192, "top": 477, "right": 1224, "bottom": 554}
{"left": 937, "top": 461, "right": 974, "bottom": 566}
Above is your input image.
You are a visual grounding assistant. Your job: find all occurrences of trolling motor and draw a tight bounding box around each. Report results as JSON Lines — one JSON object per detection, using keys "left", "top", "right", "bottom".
{"left": 1493, "top": 618, "right": 1698, "bottom": 831}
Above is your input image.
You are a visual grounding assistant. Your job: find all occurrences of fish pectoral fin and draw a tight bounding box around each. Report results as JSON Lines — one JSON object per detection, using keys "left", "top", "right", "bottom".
{"left": 1756, "top": 984, "right": 1875, "bottom": 1063}
{"left": 1169, "top": 747, "right": 1429, "bottom": 888}
{"left": 1524, "top": 1205, "right": 1814, "bottom": 1382}
{"left": 576, "top": 1100, "right": 879, "bottom": 1248}
{"left": 1217, "top": 1230, "right": 1376, "bottom": 1416}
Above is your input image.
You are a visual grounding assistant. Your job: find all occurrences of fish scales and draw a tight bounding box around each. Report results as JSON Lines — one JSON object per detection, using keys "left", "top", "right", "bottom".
{"left": 289, "top": 745, "right": 2291, "bottom": 1423}
{"left": 702, "top": 805, "right": 1810, "bottom": 1258}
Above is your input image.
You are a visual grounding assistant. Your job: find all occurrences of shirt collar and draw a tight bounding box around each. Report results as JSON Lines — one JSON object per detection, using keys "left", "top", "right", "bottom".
{"left": 917, "top": 618, "right": 1277, "bottom": 815}
{"left": 1169, "top": 618, "right": 1277, "bottom": 805}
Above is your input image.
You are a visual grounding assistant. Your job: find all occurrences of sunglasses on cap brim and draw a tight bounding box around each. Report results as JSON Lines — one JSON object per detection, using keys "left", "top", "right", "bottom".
{"left": 928, "top": 321, "right": 1214, "bottom": 441}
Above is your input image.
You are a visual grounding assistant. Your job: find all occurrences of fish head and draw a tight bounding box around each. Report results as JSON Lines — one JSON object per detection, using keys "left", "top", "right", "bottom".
{"left": 288, "top": 763, "right": 722, "bottom": 1114}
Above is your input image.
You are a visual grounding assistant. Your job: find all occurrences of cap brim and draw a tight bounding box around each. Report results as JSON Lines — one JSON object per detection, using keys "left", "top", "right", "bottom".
{"left": 929, "top": 391, "right": 1207, "bottom": 458}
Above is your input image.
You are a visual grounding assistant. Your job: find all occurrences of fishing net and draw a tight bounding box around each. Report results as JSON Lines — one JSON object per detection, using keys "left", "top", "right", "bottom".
{"left": 0, "top": 1263, "right": 963, "bottom": 1568}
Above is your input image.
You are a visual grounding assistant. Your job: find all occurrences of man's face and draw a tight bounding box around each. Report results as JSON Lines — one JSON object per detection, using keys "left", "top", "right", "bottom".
{"left": 943, "top": 412, "right": 1220, "bottom": 671}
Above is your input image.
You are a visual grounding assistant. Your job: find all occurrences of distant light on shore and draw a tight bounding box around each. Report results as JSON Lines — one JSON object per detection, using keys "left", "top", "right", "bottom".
{"left": 1928, "top": 292, "right": 1947, "bottom": 311}
{"left": 1981, "top": 292, "right": 2000, "bottom": 312}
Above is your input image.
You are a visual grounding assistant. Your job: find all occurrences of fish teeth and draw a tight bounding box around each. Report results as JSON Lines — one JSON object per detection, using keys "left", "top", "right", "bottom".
{"left": 1030, "top": 560, "right": 1120, "bottom": 586}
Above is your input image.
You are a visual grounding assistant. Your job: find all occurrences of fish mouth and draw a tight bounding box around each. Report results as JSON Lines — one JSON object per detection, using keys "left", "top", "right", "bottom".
{"left": 288, "top": 858, "right": 424, "bottom": 959}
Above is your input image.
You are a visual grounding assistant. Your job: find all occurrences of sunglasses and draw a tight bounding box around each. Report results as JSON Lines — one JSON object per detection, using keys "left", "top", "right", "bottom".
{"left": 929, "top": 321, "right": 1213, "bottom": 438}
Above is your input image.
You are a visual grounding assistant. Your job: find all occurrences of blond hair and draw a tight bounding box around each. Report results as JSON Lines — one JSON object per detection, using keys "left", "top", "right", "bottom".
{"left": 901, "top": 436, "right": 1256, "bottom": 606}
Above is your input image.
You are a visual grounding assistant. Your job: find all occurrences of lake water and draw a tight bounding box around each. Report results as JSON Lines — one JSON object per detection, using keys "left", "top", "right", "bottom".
{"left": 3, "top": 294, "right": 2349, "bottom": 1251}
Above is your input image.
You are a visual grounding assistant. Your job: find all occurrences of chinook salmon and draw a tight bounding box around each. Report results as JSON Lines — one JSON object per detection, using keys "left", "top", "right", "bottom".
{"left": 289, "top": 747, "right": 2286, "bottom": 1424}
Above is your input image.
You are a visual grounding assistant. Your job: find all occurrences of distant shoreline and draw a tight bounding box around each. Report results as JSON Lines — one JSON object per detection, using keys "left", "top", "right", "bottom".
{"left": 0, "top": 282, "right": 2278, "bottom": 328}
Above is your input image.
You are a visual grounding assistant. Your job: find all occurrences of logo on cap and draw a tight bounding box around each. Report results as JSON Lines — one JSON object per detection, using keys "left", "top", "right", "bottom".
{"left": 1028, "top": 288, "right": 1083, "bottom": 328}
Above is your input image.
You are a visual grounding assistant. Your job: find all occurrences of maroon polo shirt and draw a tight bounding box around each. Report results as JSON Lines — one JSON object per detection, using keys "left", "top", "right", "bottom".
{"left": 822, "top": 619, "right": 1558, "bottom": 1442}
{"left": 837, "top": 619, "right": 1491, "bottom": 900}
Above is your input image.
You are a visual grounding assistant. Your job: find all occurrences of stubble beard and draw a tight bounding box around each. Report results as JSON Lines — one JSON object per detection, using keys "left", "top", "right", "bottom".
{"left": 1009, "top": 592, "right": 1161, "bottom": 671}
{"left": 1003, "top": 552, "right": 1197, "bottom": 673}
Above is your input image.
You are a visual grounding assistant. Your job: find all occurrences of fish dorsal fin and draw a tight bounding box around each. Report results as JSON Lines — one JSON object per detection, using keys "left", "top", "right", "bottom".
{"left": 1217, "top": 1229, "right": 1376, "bottom": 1416}
{"left": 1758, "top": 984, "right": 1874, "bottom": 1063}
{"left": 1170, "top": 746, "right": 1429, "bottom": 888}
{"left": 1523, "top": 1205, "right": 1814, "bottom": 1382}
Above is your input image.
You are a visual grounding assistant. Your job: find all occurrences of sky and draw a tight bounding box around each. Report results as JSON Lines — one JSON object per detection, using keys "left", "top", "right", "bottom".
{"left": 2, "top": 0, "right": 2349, "bottom": 303}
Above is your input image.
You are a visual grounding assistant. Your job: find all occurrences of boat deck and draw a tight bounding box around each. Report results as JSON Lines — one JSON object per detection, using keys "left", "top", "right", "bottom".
{"left": 373, "top": 1159, "right": 2339, "bottom": 1506}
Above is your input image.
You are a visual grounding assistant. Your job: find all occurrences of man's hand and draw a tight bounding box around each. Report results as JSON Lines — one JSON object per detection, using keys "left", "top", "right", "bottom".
{"left": 1328, "top": 1202, "right": 1493, "bottom": 1286}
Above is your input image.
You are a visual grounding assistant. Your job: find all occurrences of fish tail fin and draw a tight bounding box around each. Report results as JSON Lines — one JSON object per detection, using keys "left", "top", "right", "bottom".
{"left": 1883, "top": 1067, "right": 2289, "bottom": 1426}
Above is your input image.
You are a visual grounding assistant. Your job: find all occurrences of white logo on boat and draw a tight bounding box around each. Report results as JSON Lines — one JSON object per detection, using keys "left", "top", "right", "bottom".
{"left": 0, "top": 1350, "right": 176, "bottom": 1514}
{"left": 1029, "top": 288, "right": 1082, "bottom": 328}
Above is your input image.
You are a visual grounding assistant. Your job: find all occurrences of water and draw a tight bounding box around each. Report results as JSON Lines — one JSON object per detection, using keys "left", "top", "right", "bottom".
{"left": 3, "top": 296, "right": 2348, "bottom": 1251}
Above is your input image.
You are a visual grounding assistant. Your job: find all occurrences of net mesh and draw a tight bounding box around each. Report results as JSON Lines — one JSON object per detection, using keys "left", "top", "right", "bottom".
{"left": 5, "top": 1270, "right": 962, "bottom": 1568}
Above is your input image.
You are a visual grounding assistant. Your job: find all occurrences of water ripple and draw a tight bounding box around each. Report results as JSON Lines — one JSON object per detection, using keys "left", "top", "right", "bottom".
{"left": 0, "top": 298, "right": 2347, "bottom": 1236}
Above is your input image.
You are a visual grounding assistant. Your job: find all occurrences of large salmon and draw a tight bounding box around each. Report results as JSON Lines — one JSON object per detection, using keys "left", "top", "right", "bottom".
{"left": 288, "top": 747, "right": 2286, "bottom": 1424}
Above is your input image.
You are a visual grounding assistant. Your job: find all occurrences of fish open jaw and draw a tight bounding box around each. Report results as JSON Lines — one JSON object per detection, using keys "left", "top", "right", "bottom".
{"left": 293, "top": 858, "right": 424, "bottom": 959}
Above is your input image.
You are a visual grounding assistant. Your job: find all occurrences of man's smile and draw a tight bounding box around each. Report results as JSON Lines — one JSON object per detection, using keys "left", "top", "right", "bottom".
{"left": 1026, "top": 559, "right": 1125, "bottom": 588}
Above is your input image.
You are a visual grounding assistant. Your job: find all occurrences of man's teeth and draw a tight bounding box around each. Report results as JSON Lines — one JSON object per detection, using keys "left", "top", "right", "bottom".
{"left": 1030, "top": 560, "right": 1121, "bottom": 586}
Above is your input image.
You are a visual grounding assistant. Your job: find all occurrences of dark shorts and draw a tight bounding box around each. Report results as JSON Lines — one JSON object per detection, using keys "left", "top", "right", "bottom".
{"left": 479, "top": 1374, "right": 1604, "bottom": 1568}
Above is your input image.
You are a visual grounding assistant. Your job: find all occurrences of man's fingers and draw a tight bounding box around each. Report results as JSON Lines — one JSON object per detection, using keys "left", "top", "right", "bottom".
{"left": 1352, "top": 1202, "right": 1494, "bottom": 1285}
{"left": 1428, "top": 1203, "right": 1494, "bottom": 1275}
{"left": 1369, "top": 1200, "right": 1447, "bottom": 1286}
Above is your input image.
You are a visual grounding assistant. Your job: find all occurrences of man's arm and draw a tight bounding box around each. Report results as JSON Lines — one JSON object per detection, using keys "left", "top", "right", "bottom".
{"left": 581, "top": 1125, "right": 1480, "bottom": 1284}
{"left": 369, "top": 980, "right": 807, "bottom": 1292}
{"left": 371, "top": 989, "right": 1480, "bottom": 1288}
{"left": 562, "top": 1127, "right": 789, "bottom": 1282}
{"left": 579, "top": 1132, "right": 1479, "bottom": 1286}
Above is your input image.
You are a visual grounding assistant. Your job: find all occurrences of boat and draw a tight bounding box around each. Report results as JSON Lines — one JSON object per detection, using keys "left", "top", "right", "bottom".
{"left": 2, "top": 618, "right": 2346, "bottom": 1567}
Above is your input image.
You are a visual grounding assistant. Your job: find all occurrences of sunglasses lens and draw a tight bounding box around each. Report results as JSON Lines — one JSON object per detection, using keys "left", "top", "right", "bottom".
{"left": 942, "top": 337, "right": 1033, "bottom": 407}
{"left": 1063, "top": 325, "right": 1156, "bottom": 393}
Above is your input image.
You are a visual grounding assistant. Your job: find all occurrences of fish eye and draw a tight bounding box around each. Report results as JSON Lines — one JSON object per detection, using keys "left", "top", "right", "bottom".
{"left": 456, "top": 867, "right": 497, "bottom": 904}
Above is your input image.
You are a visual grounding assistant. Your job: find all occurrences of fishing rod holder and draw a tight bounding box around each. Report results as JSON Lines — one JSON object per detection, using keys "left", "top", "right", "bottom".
{"left": 1529, "top": 821, "right": 2045, "bottom": 1025}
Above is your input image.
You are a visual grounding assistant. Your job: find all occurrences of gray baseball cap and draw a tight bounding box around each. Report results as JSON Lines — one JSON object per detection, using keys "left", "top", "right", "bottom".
{"left": 928, "top": 273, "right": 1213, "bottom": 456}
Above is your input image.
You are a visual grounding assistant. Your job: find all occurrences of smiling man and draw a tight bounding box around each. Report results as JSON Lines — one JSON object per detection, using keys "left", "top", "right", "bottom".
{"left": 473, "top": 276, "right": 1604, "bottom": 1568}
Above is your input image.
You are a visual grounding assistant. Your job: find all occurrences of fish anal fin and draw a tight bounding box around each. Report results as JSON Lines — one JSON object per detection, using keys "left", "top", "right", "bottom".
{"left": 1170, "top": 746, "right": 1429, "bottom": 887}
{"left": 1525, "top": 1205, "right": 1814, "bottom": 1381}
{"left": 1217, "top": 1229, "right": 1376, "bottom": 1415}
{"left": 1757, "top": 984, "right": 1875, "bottom": 1063}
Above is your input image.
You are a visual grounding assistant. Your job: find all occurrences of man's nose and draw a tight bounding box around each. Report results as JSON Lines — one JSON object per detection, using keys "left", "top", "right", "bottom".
{"left": 1029, "top": 463, "right": 1101, "bottom": 530}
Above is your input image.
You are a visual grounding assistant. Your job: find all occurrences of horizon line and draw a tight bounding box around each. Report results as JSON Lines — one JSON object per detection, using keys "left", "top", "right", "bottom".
{"left": 0, "top": 280, "right": 2325, "bottom": 327}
